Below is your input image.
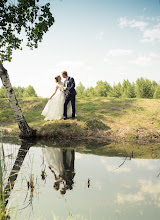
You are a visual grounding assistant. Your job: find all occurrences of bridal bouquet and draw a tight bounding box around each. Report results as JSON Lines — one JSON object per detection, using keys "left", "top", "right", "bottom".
{"left": 60, "top": 87, "right": 67, "bottom": 92}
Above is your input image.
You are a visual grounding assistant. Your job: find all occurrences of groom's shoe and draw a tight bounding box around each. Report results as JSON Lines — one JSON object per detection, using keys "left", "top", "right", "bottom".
{"left": 64, "top": 117, "right": 68, "bottom": 120}
{"left": 72, "top": 117, "right": 75, "bottom": 120}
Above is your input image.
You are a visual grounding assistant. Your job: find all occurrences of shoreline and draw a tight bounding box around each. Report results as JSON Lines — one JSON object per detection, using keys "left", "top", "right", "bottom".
{"left": 1, "top": 130, "right": 160, "bottom": 160}
{"left": 0, "top": 123, "right": 160, "bottom": 145}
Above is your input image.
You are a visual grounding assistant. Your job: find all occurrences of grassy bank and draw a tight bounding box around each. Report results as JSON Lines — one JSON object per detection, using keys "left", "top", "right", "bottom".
{"left": 0, "top": 97, "right": 160, "bottom": 143}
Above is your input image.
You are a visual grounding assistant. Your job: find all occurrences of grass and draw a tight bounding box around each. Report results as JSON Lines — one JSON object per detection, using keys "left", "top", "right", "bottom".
{"left": 0, "top": 96, "right": 160, "bottom": 143}
{"left": 0, "top": 141, "right": 11, "bottom": 220}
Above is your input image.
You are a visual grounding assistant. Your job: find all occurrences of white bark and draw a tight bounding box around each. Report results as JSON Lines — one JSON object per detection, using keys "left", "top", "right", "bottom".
{"left": 0, "top": 62, "right": 35, "bottom": 137}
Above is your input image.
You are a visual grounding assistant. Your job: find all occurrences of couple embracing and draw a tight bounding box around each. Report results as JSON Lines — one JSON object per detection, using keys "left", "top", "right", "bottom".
{"left": 42, "top": 71, "right": 76, "bottom": 121}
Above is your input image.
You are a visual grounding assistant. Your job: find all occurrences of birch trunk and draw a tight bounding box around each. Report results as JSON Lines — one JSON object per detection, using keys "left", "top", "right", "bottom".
{"left": 0, "top": 62, "right": 36, "bottom": 138}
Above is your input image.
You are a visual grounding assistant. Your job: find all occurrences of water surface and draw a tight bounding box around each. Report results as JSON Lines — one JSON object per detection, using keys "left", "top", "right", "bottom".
{"left": 1, "top": 141, "right": 160, "bottom": 220}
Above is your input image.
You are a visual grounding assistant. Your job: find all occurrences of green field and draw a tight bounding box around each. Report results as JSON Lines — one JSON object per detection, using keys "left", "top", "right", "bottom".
{"left": 0, "top": 97, "right": 160, "bottom": 143}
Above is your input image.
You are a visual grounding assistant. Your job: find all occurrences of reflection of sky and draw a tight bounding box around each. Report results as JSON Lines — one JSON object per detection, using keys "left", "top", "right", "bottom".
{"left": 2, "top": 143, "right": 160, "bottom": 220}
{"left": 117, "top": 179, "right": 160, "bottom": 207}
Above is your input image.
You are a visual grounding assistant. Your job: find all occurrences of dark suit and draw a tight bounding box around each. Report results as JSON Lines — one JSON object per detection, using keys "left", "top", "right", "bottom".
{"left": 64, "top": 76, "right": 76, "bottom": 119}
{"left": 62, "top": 149, "right": 75, "bottom": 190}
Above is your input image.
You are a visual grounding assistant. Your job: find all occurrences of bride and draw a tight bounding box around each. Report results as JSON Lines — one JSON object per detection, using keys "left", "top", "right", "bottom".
{"left": 41, "top": 75, "right": 72, "bottom": 120}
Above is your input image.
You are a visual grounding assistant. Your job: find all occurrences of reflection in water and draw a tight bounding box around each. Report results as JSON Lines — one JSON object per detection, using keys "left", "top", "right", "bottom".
{"left": 43, "top": 147, "right": 75, "bottom": 194}
{"left": 4, "top": 141, "right": 33, "bottom": 206}
{"left": 1, "top": 141, "right": 160, "bottom": 220}
{"left": 88, "top": 178, "right": 90, "bottom": 188}
{"left": 0, "top": 140, "right": 35, "bottom": 219}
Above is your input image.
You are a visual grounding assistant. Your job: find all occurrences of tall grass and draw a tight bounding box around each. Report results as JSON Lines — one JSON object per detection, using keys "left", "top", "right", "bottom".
{"left": 0, "top": 140, "right": 10, "bottom": 219}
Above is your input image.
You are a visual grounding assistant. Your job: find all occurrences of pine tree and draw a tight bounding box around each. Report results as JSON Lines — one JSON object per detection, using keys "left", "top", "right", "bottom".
{"left": 94, "top": 81, "right": 111, "bottom": 97}
{"left": 108, "top": 83, "right": 122, "bottom": 98}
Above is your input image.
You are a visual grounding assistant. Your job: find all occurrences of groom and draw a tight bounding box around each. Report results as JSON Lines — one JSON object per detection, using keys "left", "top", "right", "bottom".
{"left": 62, "top": 71, "right": 77, "bottom": 120}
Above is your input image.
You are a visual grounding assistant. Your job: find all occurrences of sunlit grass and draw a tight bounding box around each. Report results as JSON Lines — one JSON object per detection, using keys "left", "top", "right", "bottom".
{"left": 0, "top": 97, "right": 160, "bottom": 143}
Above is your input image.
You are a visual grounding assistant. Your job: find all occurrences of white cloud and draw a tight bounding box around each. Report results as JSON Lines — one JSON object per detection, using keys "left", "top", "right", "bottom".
{"left": 130, "top": 56, "right": 152, "bottom": 66}
{"left": 96, "top": 31, "right": 104, "bottom": 40}
{"left": 131, "top": 21, "right": 148, "bottom": 31}
{"left": 119, "top": 72, "right": 127, "bottom": 76}
{"left": 106, "top": 49, "right": 134, "bottom": 57}
{"left": 116, "top": 179, "right": 160, "bottom": 207}
{"left": 106, "top": 165, "right": 131, "bottom": 173}
{"left": 119, "top": 16, "right": 160, "bottom": 43}
{"left": 132, "top": 159, "right": 157, "bottom": 171}
{"left": 142, "top": 27, "right": 160, "bottom": 42}
{"left": 104, "top": 57, "right": 112, "bottom": 64}
{"left": 119, "top": 17, "right": 148, "bottom": 31}
{"left": 101, "top": 158, "right": 131, "bottom": 173}
{"left": 104, "top": 49, "right": 133, "bottom": 64}
{"left": 150, "top": 52, "right": 160, "bottom": 58}
{"left": 139, "top": 179, "right": 160, "bottom": 195}
{"left": 153, "top": 24, "right": 160, "bottom": 29}
{"left": 129, "top": 52, "right": 160, "bottom": 67}
{"left": 55, "top": 60, "right": 84, "bottom": 69}
{"left": 116, "top": 192, "right": 144, "bottom": 204}
{"left": 87, "top": 66, "right": 94, "bottom": 71}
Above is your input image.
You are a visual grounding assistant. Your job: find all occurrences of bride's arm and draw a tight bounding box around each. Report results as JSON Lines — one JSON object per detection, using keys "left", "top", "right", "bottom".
{"left": 48, "top": 166, "right": 57, "bottom": 179}
{"left": 49, "top": 86, "right": 58, "bottom": 100}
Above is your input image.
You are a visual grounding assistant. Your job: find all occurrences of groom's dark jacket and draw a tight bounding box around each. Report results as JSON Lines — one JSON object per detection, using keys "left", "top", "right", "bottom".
{"left": 64, "top": 77, "right": 77, "bottom": 96}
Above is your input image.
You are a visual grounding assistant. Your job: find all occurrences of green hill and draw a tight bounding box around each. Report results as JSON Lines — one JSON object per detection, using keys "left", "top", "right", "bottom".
{"left": 0, "top": 97, "right": 160, "bottom": 143}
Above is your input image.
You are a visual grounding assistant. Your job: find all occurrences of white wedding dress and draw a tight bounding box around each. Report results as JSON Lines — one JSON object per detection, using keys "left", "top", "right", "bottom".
{"left": 41, "top": 82, "right": 72, "bottom": 120}
{"left": 43, "top": 147, "right": 73, "bottom": 176}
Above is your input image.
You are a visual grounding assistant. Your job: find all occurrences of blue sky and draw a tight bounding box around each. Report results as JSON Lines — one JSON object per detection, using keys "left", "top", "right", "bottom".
{"left": 1, "top": 0, "right": 160, "bottom": 97}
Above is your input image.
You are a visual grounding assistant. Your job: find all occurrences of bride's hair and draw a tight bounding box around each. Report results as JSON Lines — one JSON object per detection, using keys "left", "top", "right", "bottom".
{"left": 55, "top": 75, "right": 60, "bottom": 83}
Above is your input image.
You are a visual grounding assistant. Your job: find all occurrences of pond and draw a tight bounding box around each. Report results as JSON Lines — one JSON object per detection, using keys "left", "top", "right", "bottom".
{"left": 1, "top": 139, "right": 160, "bottom": 220}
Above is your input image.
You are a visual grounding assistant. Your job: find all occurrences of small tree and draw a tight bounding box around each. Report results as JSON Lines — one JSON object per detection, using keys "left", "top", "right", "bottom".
{"left": 94, "top": 81, "right": 111, "bottom": 97}
{"left": 151, "top": 81, "right": 158, "bottom": 97}
{"left": 13, "top": 86, "right": 25, "bottom": 97}
{"left": 108, "top": 82, "right": 122, "bottom": 98}
{"left": 84, "top": 87, "right": 95, "bottom": 97}
{"left": 135, "top": 78, "right": 153, "bottom": 98}
{"left": 154, "top": 86, "right": 160, "bottom": 99}
{"left": 121, "top": 80, "right": 135, "bottom": 98}
{"left": 76, "top": 82, "right": 85, "bottom": 97}
{"left": 23, "top": 85, "right": 37, "bottom": 97}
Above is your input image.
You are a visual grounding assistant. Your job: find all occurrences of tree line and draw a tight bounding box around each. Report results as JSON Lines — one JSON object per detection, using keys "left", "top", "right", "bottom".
{"left": 76, "top": 78, "right": 160, "bottom": 99}
{"left": 0, "top": 85, "right": 37, "bottom": 98}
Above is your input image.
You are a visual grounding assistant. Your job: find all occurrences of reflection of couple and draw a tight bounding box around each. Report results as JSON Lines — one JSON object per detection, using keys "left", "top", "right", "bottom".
{"left": 41, "top": 71, "right": 76, "bottom": 120}
{"left": 43, "top": 147, "right": 75, "bottom": 195}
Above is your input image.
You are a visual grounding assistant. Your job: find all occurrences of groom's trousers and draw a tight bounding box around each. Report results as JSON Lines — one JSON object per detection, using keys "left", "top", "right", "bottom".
{"left": 64, "top": 94, "right": 75, "bottom": 118}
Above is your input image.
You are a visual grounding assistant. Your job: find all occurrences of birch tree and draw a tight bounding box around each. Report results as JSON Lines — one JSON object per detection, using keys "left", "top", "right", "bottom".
{"left": 0, "top": 0, "right": 54, "bottom": 138}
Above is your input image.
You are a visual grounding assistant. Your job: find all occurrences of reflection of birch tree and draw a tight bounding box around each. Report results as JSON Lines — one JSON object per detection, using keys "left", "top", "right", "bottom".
{"left": 4, "top": 141, "right": 34, "bottom": 206}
